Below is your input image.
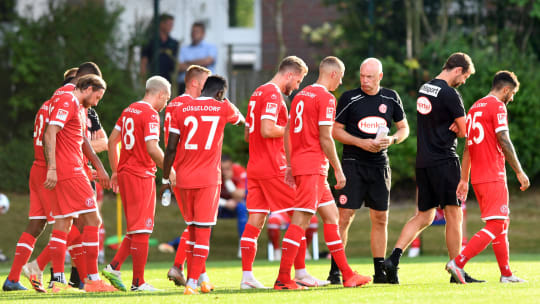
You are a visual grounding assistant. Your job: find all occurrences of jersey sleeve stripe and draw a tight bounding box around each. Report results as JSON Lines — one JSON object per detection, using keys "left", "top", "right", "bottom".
{"left": 169, "top": 127, "right": 180, "bottom": 135}
{"left": 233, "top": 113, "right": 244, "bottom": 125}
{"left": 495, "top": 126, "right": 509, "bottom": 133}
{"left": 260, "top": 115, "right": 277, "bottom": 122}
{"left": 318, "top": 121, "right": 333, "bottom": 126}
{"left": 144, "top": 135, "right": 159, "bottom": 142}
{"left": 49, "top": 121, "right": 65, "bottom": 128}
{"left": 114, "top": 125, "right": 121, "bottom": 131}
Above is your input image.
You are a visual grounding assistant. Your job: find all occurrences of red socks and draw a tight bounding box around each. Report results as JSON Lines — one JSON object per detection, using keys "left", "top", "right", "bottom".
{"left": 240, "top": 224, "right": 261, "bottom": 271}
{"left": 7, "top": 232, "right": 36, "bottom": 282}
{"left": 50, "top": 230, "right": 68, "bottom": 274}
{"left": 277, "top": 224, "right": 304, "bottom": 282}
{"left": 456, "top": 219, "right": 505, "bottom": 268}
{"left": 492, "top": 219, "right": 512, "bottom": 277}
{"left": 324, "top": 223, "right": 354, "bottom": 280}
{"left": 131, "top": 234, "right": 150, "bottom": 287}
{"left": 36, "top": 245, "right": 50, "bottom": 271}
{"left": 294, "top": 236, "right": 307, "bottom": 270}
{"left": 83, "top": 226, "right": 99, "bottom": 278}
{"left": 173, "top": 228, "right": 189, "bottom": 269}
{"left": 188, "top": 227, "right": 211, "bottom": 282}
{"left": 68, "top": 226, "right": 86, "bottom": 281}
{"left": 110, "top": 235, "right": 132, "bottom": 270}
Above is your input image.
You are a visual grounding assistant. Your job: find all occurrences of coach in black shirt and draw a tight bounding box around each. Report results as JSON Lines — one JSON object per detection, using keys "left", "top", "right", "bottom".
{"left": 384, "top": 53, "right": 482, "bottom": 284}
{"left": 328, "top": 58, "right": 409, "bottom": 284}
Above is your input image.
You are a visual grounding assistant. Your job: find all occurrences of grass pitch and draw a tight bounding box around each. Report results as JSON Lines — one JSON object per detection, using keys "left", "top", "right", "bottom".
{"left": 1, "top": 254, "right": 539, "bottom": 304}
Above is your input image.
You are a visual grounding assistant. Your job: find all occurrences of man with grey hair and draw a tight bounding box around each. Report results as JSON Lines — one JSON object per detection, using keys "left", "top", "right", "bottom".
{"left": 102, "top": 75, "right": 175, "bottom": 292}
{"left": 328, "top": 58, "right": 409, "bottom": 284}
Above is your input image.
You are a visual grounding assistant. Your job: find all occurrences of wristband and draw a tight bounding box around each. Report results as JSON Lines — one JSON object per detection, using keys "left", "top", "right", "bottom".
{"left": 393, "top": 136, "right": 398, "bottom": 144}
{"left": 162, "top": 178, "right": 170, "bottom": 185}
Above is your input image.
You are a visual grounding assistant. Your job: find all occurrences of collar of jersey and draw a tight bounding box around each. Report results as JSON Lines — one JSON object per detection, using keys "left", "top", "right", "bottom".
{"left": 136, "top": 100, "right": 153, "bottom": 108}
{"left": 196, "top": 97, "right": 213, "bottom": 101}
{"left": 266, "top": 82, "right": 281, "bottom": 93}
{"left": 311, "top": 83, "right": 329, "bottom": 92}
{"left": 180, "top": 93, "right": 193, "bottom": 98}
{"left": 486, "top": 94, "right": 502, "bottom": 103}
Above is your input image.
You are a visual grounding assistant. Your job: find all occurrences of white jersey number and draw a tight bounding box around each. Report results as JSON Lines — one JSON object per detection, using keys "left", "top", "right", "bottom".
{"left": 33, "top": 114, "right": 44, "bottom": 147}
{"left": 184, "top": 115, "right": 220, "bottom": 150}
{"left": 122, "top": 117, "right": 136, "bottom": 150}
{"left": 248, "top": 100, "right": 256, "bottom": 134}
{"left": 293, "top": 100, "right": 304, "bottom": 133}
{"left": 466, "top": 111, "right": 484, "bottom": 144}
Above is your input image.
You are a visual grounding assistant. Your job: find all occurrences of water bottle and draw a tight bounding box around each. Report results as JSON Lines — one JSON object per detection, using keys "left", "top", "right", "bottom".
{"left": 161, "top": 188, "right": 171, "bottom": 207}
{"left": 375, "top": 125, "right": 389, "bottom": 140}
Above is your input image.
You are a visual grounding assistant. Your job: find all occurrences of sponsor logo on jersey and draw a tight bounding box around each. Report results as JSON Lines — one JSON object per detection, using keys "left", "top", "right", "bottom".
{"left": 126, "top": 107, "right": 142, "bottom": 115}
{"left": 417, "top": 96, "right": 432, "bottom": 115}
{"left": 419, "top": 83, "right": 441, "bottom": 97}
{"left": 326, "top": 107, "right": 334, "bottom": 119}
{"left": 497, "top": 113, "right": 507, "bottom": 124}
{"left": 357, "top": 116, "right": 387, "bottom": 134}
{"left": 149, "top": 122, "right": 159, "bottom": 134}
{"left": 63, "top": 101, "right": 70, "bottom": 108}
{"left": 146, "top": 218, "right": 153, "bottom": 228}
{"left": 56, "top": 109, "right": 69, "bottom": 121}
{"left": 85, "top": 198, "right": 95, "bottom": 208}
{"left": 266, "top": 102, "right": 278, "bottom": 114}
{"left": 339, "top": 195, "right": 347, "bottom": 205}
{"left": 252, "top": 90, "right": 262, "bottom": 97}
{"left": 271, "top": 94, "right": 277, "bottom": 100}
{"left": 379, "top": 104, "right": 387, "bottom": 114}
{"left": 152, "top": 114, "right": 159, "bottom": 121}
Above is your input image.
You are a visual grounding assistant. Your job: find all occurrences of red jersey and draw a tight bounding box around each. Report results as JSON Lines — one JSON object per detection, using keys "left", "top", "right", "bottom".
{"left": 289, "top": 84, "right": 336, "bottom": 176}
{"left": 466, "top": 95, "right": 509, "bottom": 184}
{"left": 33, "top": 100, "right": 51, "bottom": 167}
{"left": 232, "top": 163, "right": 247, "bottom": 189}
{"left": 164, "top": 94, "right": 193, "bottom": 146}
{"left": 48, "top": 92, "right": 88, "bottom": 181}
{"left": 170, "top": 97, "right": 243, "bottom": 188}
{"left": 245, "top": 83, "right": 288, "bottom": 179}
{"left": 115, "top": 101, "right": 160, "bottom": 178}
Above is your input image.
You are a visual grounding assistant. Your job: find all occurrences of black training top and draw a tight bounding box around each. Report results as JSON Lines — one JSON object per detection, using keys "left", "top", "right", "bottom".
{"left": 141, "top": 35, "right": 179, "bottom": 82}
{"left": 335, "top": 87, "right": 405, "bottom": 167}
{"left": 416, "top": 78, "right": 465, "bottom": 168}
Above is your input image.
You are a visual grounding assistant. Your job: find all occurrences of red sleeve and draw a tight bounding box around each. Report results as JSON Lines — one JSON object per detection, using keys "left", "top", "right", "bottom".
{"left": 48, "top": 96, "right": 75, "bottom": 129}
{"left": 169, "top": 107, "right": 182, "bottom": 136}
{"left": 144, "top": 110, "right": 160, "bottom": 142}
{"left": 224, "top": 99, "right": 243, "bottom": 125}
{"left": 493, "top": 103, "right": 509, "bottom": 134}
{"left": 318, "top": 93, "right": 336, "bottom": 126}
{"left": 260, "top": 88, "right": 282, "bottom": 122}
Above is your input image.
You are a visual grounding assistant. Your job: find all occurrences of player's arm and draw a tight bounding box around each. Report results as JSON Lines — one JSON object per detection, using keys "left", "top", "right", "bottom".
{"left": 146, "top": 139, "right": 164, "bottom": 169}
{"left": 320, "top": 125, "right": 345, "bottom": 190}
{"left": 163, "top": 132, "right": 180, "bottom": 189}
{"left": 449, "top": 116, "right": 467, "bottom": 138}
{"left": 283, "top": 122, "right": 295, "bottom": 188}
{"left": 456, "top": 144, "right": 471, "bottom": 202}
{"left": 90, "top": 128, "right": 108, "bottom": 153}
{"left": 497, "top": 130, "right": 530, "bottom": 191}
{"left": 43, "top": 124, "right": 61, "bottom": 189}
{"left": 107, "top": 128, "right": 121, "bottom": 192}
{"left": 390, "top": 118, "right": 410, "bottom": 145}
{"left": 332, "top": 122, "right": 380, "bottom": 153}
{"left": 260, "top": 119, "right": 285, "bottom": 138}
{"left": 83, "top": 136, "right": 110, "bottom": 189}
{"left": 244, "top": 126, "right": 249, "bottom": 142}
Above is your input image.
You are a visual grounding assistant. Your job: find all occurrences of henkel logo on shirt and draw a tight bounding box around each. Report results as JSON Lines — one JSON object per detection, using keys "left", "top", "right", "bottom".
{"left": 417, "top": 96, "right": 432, "bottom": 115}
{"left": 266, "top": 102, "right": 278, "bottom": 114}
{"left": 357, "top": 116, "right": 387, "bottom": 134}
{"left": 497, "top": 113, "right": 507, "bottom": 124}
{"left": 149, "top": 123, "right": 159, "bottom": 134}
{"left": 56, "top": 109, "right": 69, "bottom": 121}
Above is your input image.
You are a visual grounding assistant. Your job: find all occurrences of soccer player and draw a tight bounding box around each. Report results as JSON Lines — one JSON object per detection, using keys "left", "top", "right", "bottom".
{"left": 162, "top": 75, "right": 244, "bottom": 295}
{"left": 101, "top": 76, "right": 173, "bottom": 292}
{"left": 383, "top": 52, "right": 480, "bottom": 284}
{"left": 240, "top": 56, "right": 328, "bottom": 289}
{"left": 43, "top": 74, "right": 116, "bottom": 292}
{"left": 274, "top": 56, "right": 371, "bottom": 290}
{"left": 328, "top": 58, "right": 409, "bottom": 284}
{"left": 164, "top": 65, "right": 210, "bottom": 287}
{"left": 447, "top": 71, "right": 530, "bottom": 284}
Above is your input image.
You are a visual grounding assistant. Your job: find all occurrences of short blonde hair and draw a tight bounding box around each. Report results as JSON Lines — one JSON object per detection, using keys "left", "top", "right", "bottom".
{"left": 146, "top": 76, "right": 171, "bottom": 95}
{"left": 320, "top": 56, "right": 345, "bottom": 73}
{"left": 76, "top": 74, "right": 107, "bottom": 91}
{"left": 185, "top": 65, "right": 211, "bottom": 84}
{"left": 63, "top": 67, "right": 78, "bottom": 81}
{"left": 278, "top": 56, "right": 308, "bottom": 75}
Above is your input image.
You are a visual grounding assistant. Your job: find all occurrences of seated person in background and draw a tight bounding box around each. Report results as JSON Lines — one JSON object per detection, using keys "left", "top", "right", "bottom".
{"left": 267, "top": 212, "right": 318, "bottom": 261}
{"left": 218, "top": 155, "right": 248, "bottom": 239}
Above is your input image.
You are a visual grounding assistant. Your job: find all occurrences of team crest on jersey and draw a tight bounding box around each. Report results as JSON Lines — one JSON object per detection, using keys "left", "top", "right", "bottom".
{"left": 417, "top": 96, "right": 432, "bottom": 115}
{"left": 63, "top": 101, "right": 70, "bottom": 108}
{"left": 379, "top": 104, "right": 387, "bottom": 114}
{"left": 357, "top": 116, "right": 387, "bottom": 134}
{"left": 271, "top": 94, "right": 277, "bottom": 100}
{"left": 326, "top": 107, "right": 334, "bottom": 119}
{"left": 266, "top": 102, "right": 278, "bottom": 114}
{"left": 339, "top": 195, "right": 348, "bottom": 205}
{"left": 149, "top": 123, "right": 159, "bottom": 134}
{"left": 500, "top": 205, "right": 509, "bottom": 215}
{"left": 56, "top": 109, "right": 69, "bottom": 121}
{"left": 85, "top": 198, "right": 95, "bottom": 208}
{"left": 497, "top": 113, "right": 507, "bottom": 124}
{"left": 152, "top": 114, "right": 159, "bottom": 121}
{"left": 145, "top": 218, "right": 153, "bottom": 228}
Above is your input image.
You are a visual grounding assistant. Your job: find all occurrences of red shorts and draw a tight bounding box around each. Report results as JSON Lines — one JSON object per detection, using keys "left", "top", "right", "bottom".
{"left": 28, "top": 165, "right": 56, "bottom": 223}
{"left": 472, "top": 181, "right": 509, "bottom": 220}
{"left": 53, "top": 177, "right": 96, "bottom": 219}
{"left": 177, "top": 185, "right": 220, "bottom": 226}
{"left": 294, "top": 174, "right": 335, "bottom": 214}
{"left": 246, "top": 177, "right": 295, "bottom": 214}
{"left": 118, "top": 172, "right": 156, "bottom": 234}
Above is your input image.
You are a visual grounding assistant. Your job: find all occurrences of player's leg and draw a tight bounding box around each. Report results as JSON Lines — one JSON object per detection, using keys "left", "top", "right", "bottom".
{"left": 66, "top": 224, "right": 85, "bottom": 288}
{"left": 443, "top": 205, "right": 463, "bottom": 259}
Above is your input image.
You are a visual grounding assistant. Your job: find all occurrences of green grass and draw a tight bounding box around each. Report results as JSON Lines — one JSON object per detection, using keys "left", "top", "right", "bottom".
{"left": 1, "top": 255, "right": 539, "bottom": 303}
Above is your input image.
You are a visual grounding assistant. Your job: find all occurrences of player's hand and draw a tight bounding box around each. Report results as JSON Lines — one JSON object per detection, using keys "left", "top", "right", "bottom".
{"left": 377, "top": 136, "right": 392, "bottom": 151}
{"left": 91, "top": 168, "right": 98, "bottom": 179}
{"left": 96, "top": 168, "right": 111, "bottom": 189}
{"left": 110, "top": 172, "right": 119, "bottom": 193}
{"left": 361, "top": 138, "right": 381, "bottom": 153}
{"left": 169, "top": 170, "right": 177, "bottom": 188}
{"left": 44, "top": 168, "right": 57, "bottom": 190}
{"left": 159, "top": 183, "right": 171, "bottom": 197}
{"left": 449, "top": 122, "right": 459, "bottom": 134}
{"left": 284, "top": 167, "right": 296, "bottom": 188}
{"left": 334, "top": 169, "right": 346, "bottom": 190}
{"left": 516, "top": 171, "right": 530, "bottom": 191}
{"left": 456, "top": 180, "right": 469, "bottom": 202}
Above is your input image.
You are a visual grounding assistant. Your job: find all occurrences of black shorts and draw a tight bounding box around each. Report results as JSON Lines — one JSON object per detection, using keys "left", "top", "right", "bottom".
{"left": 336, "top": 159, "right": 390, "bottom": 211}
{"left": 416, "top": 158, "right": 461, "bottom": 211}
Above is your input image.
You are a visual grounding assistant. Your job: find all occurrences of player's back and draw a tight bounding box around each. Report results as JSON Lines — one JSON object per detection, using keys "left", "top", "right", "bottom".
{"left": 245, "top": 83, "right": 288, "bottom": 179}
{"left": 116, "top": 101, "right": 160, "bottom": 178}
{"left": 466, "top": 95, "right": 507, "bottom": 184}
{"left": 289, "top": 84, "right": 335, "bottom": 176}
{"left": 164, "top": 94, "right": 193, "bottom": 147}
{"left": 172, "top": 97, "right": 242, "bottom": 188}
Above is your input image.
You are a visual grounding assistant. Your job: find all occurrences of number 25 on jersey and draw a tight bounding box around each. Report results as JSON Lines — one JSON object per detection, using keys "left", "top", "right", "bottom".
{"left": 466, "top": 111, "right": 484, "bottom": 145}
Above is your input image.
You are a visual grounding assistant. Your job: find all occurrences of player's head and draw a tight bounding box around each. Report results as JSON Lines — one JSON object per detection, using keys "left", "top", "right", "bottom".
{"left": 360, "top": 57, "right": 383, "bottom": 95}
{"left": 191, "top": 21, "right": 206, "bottom": 45}
{"left": 75, "top": 62, "right": 102, "bottom": 79}
{"left": 76, "top": 75, "right": 107, "bottom": 108}
{"left": 201, "top": 75, "right": 227, "bottom": 100}
{"left": 492, "top": 70, "right": 520, "bottom": 104}
{"left": 185, "top": 65, "right": 211, "bottom": 98}
{"left": 159, "top": 14, "right": 174, "bottom": 34}
{"left": 63, "top": 67, "right": 78, "bottom": 85}
{"left": 319, "top": 56, "right": 345, "bottom": 92}
{"left": 146, "top": 75, "right": 172, "bottom": 111}
{"left": 277, "top": 56, "right": 308, "bottom": 95}
{"left": 442, "top": 52, "right": 475, "bottom": 88}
